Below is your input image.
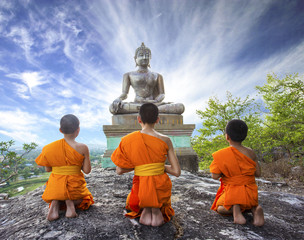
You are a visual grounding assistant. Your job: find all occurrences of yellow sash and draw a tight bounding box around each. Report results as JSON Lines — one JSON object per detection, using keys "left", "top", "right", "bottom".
{"left": 134, "top": 162, "right": 165, "bottom": 176}
{"left": 52, "top": 166, "right": 81, "bottom": 175}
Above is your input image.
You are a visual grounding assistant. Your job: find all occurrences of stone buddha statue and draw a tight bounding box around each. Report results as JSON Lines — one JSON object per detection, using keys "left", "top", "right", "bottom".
{"left": 109, "top": 43, "right": 185, "bottom": 115}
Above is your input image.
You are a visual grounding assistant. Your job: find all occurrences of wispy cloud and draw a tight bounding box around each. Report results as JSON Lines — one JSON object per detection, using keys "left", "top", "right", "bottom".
{"left": 0, "top": 0, "right": 303, "bottom": 146}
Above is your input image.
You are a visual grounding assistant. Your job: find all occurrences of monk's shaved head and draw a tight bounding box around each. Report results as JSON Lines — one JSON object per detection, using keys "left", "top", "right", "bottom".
{"left": 60, "top": 114, "right": 80, "bottom": 134}
{"left": 225, "top": 119, "right": 248, "bottom": 142}
{"left": 139, "top": 103, "right": 158, "bottom": 124}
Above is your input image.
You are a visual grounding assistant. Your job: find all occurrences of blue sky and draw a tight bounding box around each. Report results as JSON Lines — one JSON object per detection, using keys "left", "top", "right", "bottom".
{"left": 0, "top": 0, "right": 303, "bottom": 148}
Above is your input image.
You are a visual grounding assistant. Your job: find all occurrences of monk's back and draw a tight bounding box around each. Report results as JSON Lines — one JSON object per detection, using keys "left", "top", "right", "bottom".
{"left": 232, "top": 145, "right": 256, "bottom": 162}
{"left": 121, "top": 131, "right": 168, "bottom": 166}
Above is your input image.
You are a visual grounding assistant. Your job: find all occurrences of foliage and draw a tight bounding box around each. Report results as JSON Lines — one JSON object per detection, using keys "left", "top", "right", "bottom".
{"left": 256, "top": 73, "right": 304, "bottom": 161}
{"left": 193, "top": 73, "right": 304, "bottom": 171}
{"left": 20, "top": 167, "right": 32, "bottom": 180}
{"left": 192, "top": 91, "right": 262, "bottom": 168}
{"left": 192, "top": 135, "right": 227, "bottom": 169}
{"left": 0, "top": 140, "right": 38, "bottom": 184}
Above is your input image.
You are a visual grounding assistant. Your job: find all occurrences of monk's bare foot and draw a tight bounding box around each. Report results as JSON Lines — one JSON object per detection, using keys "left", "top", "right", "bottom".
{"left": 139, "top": 208, "right": 152, "bottom": 226}
{"left": 151, "top": 208, "right": 164, "bottom": 227}
{"left": 47, "top": 200, "right": 60, "bottom": 221}
{"left": 252, "top": 205, "right": 265, "bottom": 227}
{"left": 65, "top": 200, "right": 78, "bottom": 218}
{"left": 233, "top": 205, "right": 246, "bottom": 225}
{"left": 217, "top": 206, "right": 232, "bottom": 215}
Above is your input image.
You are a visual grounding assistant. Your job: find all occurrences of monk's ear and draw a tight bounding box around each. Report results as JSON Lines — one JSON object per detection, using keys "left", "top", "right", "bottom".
{"left": 137, "top": 116, "right": 142, "bottom": 124}
{"left": 155, "top": 117, "right": 160, "bottom": 124}
{"left": 225, "top": 134, "right": 230, "bottom": 141}
{"left": 59, "top": 128, "right": 63, "bottom": 133}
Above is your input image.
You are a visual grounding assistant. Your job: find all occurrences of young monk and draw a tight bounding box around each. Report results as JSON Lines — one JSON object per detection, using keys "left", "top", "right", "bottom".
{"left": 210, "top": 119, "right": 265, "bottom": 226}
{"left": 35, "top": 114, "right": 94, "bottom": 221}
{"left": 111, "top": 103, "right": 181, "bottom": 227}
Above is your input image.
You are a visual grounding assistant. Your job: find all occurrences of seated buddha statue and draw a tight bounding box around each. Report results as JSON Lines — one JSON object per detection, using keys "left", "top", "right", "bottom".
{"left": 109, "top": 43, "right": 185, "bottom": 115}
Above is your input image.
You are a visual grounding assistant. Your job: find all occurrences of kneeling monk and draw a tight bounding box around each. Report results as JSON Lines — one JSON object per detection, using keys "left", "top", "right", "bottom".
{"left": 210, "top": 119, "right": 264, "bottom": 226}
{"left": 111, "top": 103, "right": 181, "bottom": 226}
{"left": 36, "top": 114, "right": 94, "bottom": 221}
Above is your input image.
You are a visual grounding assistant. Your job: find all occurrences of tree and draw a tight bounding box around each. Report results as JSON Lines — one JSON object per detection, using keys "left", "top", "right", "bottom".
{"left": 20, "top": 167, "right": 32, "bottom": 180}
{"left": 192, "top": 91, "right": 262, "bottom": 169}
{"left": 256, "top": 73, "right": 304, "bottom": 160}
{"left": 0, "top": 140, "right": 38, "bottom": 184}
{"left": 33, "top": 167, "right": 41, "bottom": 176}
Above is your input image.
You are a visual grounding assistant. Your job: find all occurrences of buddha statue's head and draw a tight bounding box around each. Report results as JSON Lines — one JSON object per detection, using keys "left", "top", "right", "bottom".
{"left": 134, "top": 42, "right": 151, "bottom": 67}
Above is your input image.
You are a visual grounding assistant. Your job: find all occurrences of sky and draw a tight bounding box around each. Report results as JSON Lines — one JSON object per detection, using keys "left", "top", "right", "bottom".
{"left": 0, "top": 0, "right": 304, "bottom": 148}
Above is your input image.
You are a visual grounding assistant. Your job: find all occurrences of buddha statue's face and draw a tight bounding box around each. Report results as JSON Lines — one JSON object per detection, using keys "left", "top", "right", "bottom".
{"left": 135, "top": 49, "right": 150, "bottom": 67}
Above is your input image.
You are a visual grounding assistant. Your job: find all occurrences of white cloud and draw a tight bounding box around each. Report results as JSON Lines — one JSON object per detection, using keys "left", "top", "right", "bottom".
{"left": 7, "top": 71, "right": 48, "bottom": 93}
{"left": 0, "top": 130, "right": 40, "bottom": 144}
{"left": 0, "top": 109, "right": 53, "bottom": 144}
{"left": 20, "top": 72, "right": 47, "bottom": 92}
{"left": 12, "top": 82, "right": 30, "bottom": 99}
{"left": 0, "top": 109, "right": 37, "bottom": 131}
{"left": 44, "top": 103, "right": 68, "bottom": 119}
{"left": 0, "top": 1, "right": 13, "bottom": 8}
{"left": 0, "top": 65, "right": 8, "bottom": 72}
{"left": 61, "top": 89, "right": 74, "bottom": 98}
{"left": 6, "top": 26, "right": 35, "bottom": 62}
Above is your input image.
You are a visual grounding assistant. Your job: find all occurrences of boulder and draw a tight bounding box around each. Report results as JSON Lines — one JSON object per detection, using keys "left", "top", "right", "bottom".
{"left": 0, "top": 167, "right": 304, "bottom": 239}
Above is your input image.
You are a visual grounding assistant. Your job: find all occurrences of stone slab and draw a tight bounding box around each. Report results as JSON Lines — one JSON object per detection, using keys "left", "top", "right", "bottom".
{"left": 103, "top": 123, "right": 195, "bottom": 137}
{"left": 112, "top": 113, "right": 183, "bottom": 125}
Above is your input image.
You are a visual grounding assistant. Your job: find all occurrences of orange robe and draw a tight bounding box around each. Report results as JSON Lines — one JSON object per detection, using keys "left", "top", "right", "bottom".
{"left": 210, "top": 146, "right": 258, "bottom": 212}
{"left": 35, "top": 139, "right": 94, "bottom": 210}
{"left": 111, "top": 131, "right": 174, "bottom": 222}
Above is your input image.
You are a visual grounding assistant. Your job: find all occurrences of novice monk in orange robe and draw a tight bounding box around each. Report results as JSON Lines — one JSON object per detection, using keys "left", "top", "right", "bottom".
{"left": 210, "top": 119, "right": 264, "bottom": 226}
{"left": 36, "top": 114, "right": 94, "bottom": 221}
{"left": 111, "top": 103, "right": 181, "bottom": 227}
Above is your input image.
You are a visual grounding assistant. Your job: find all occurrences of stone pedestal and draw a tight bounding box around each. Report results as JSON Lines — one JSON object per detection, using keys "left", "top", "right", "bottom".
{"left": 101, "top": 114, "right": 198, "bottom": 173}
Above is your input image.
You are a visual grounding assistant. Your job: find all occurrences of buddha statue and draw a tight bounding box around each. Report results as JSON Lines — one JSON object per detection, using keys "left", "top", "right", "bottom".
{"left": 109, "top": 43, "right": 185, "bottom": 115}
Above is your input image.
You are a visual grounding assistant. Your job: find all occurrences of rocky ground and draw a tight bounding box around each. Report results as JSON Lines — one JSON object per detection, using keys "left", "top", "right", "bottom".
{"left": 1, "top": 167, "right": 304, "bottom": 240}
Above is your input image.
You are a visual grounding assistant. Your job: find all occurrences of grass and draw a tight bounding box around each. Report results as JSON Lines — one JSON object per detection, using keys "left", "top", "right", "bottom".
{"left": 0, "top": 172, "right": 50, "bottom": 197}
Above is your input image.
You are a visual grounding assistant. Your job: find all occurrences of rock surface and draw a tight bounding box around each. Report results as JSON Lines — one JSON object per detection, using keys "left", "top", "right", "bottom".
{"left": 1, "top": 167, "right": 304, "bottom": 239}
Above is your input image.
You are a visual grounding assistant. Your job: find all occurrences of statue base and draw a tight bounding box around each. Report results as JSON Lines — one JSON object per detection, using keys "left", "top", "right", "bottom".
{"left": 112, "top": 113, "right": 183, "bottom": 125}
{"left": 102, "top": 114, "right": 198, "bottom": 173}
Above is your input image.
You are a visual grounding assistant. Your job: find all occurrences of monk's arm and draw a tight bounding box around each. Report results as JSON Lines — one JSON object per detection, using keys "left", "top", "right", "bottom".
{"left": 45, "top": 166, "right": 52, "bottom": 172}
{"left": 82, "top": 144, "right": 91, "bottom": 174}
{"left": 116, "top": 166, "right": 134, "bottom": 175}
{"left": 209, "top": 158, "right": 222, "bottom": 179}
{"left": 253, "top": 154, "right": 261, "bottom": 177}
{"left": 165, "top": 139, "right": 181, "bottom": 177}
{"left": 211, "top": 173, "right": 222, "bottom": 180}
